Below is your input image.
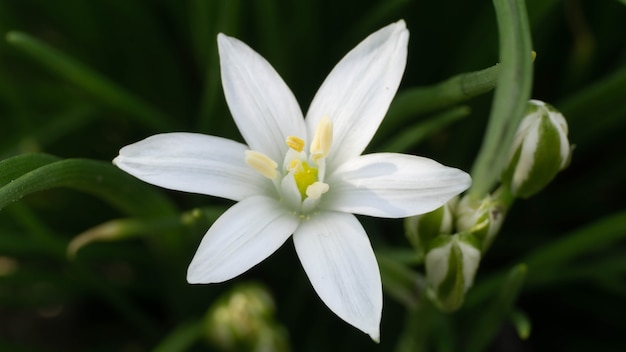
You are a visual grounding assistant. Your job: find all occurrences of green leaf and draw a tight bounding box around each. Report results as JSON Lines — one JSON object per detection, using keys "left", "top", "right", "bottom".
{"left": 0, "top": 153, "right": 60, "bottom": 188}
{"left": 378, "top": 106, "right": 470, "bottom": 152}
{"left": 1, "top": 105, "right": 98, "bottom": 157}
{"left": 467, "top": 210, "right": 626, "bottom": 307}
{"left": 5, "top": 31, "right": 175, "bottom": 131}
{"left": 193, "top": 0, "right": 241, "bottom": 133}
{"left": 465, "top": 263, "right": 527, "bottom": 352}
{"left": 0, "top": 156, "right": 176, "bottom": 217}
{"left": 376, "top": 251, "right": 422, "bottom": 308}
{"left": 153, "top": 320, "right": 204, "bottom": 352}
{"left": 346, "top": 0, "right": 411, "bottom": 44}
{"left": 67, "top": 206, "right": 225, "bottom": 258}
{"left": 559, "top": 63, "right": 626, "bottom": 148}
{"left": 523, "top": 210, "right": 626, "bottom": 286}
{"left": 469, "top": 0, "right": 533, "bottom": 197}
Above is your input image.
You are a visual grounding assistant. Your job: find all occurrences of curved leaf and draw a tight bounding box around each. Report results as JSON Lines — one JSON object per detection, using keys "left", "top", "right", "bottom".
{"left": 0, "top": 156, "right": 176, "bottom": 217}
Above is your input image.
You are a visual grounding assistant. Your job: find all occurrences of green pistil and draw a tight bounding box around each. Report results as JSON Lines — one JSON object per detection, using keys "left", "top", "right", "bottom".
{"left": 294, "top": 161, "right": 318, "bottom": 199}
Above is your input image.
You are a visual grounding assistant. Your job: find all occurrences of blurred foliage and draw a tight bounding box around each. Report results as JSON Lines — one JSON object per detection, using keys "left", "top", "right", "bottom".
{"left": 0, "top": 0, "right": 625, "bottom": 351}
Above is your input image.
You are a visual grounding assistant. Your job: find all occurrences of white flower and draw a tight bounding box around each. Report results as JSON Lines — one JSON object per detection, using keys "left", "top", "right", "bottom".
{"left": 113, "top": 20, "right": 471, "bottom": 341}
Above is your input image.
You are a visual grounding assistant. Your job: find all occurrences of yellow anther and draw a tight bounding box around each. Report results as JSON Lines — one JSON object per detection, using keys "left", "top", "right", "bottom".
{"left": 286, "top": 136, "right": 305, "bottom": 152}
{"left": 245, "top": 150, "right": 278, "bottom": 180}
{"left": 310, "top": 116, "right": 333, "bottom": 160}
{"left": 306, "top": 182, "right": 329, "bottom": 200}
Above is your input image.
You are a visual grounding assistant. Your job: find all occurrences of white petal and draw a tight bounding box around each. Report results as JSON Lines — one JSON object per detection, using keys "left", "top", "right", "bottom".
{"left": 305, "top": 20, "right": 409, "bottom": 169}
{"left": 323, "top": 153, "right": 471, "bottom": 218}
{"left": 512, "top": 117, "right": 541, "bottom": 192}
{"left": 113, "top": 133, "right": 273, "bottom": 201}
{"left": 218, "top": 34, "right": 307, "bottom": 163}
{"left": 187, "top": 196, "right": 300, "bottom": 283}
{"left": 280, "top": 170, "right": 302, "bottom": 211}
{"left": 293, "top": 211, "right": 382, "bottom": 341}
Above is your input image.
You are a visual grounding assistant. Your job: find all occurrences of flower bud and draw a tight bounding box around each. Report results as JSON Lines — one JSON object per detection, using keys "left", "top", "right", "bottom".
{"left": 404, "top": 199, "right": 456, "bottom": 255}
{"left": 204, "top": 283, "right": 289, "bottom": 351}
{"left": 502, "top": 100, "right": 571, "bottom": 198}
{"left": 455, "top": 194, "right": 506, "bottom": 251}
{"left": 424, "top": 233, "right": 481, "bottom": 312}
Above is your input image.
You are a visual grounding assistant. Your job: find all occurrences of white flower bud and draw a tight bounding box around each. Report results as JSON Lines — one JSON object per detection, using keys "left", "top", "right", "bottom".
{"left": 404, "top": 198, "right": 456, "bottom": 255}
{"left": 425, "top": 233, "right": 481, "bottom": 312}
{"left": 502, "top": 100, "right": 572, "bottom": 198}
{"left": 455, "top": 194, "right": 506, "bottom": 251}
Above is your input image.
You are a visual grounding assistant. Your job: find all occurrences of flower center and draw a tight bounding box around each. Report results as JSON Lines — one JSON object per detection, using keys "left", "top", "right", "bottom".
{"left": 244, "top": 117, "right": 333, "bottom": 211}
{"left": 289, "top": 159, "right": 318, "bottom": 199}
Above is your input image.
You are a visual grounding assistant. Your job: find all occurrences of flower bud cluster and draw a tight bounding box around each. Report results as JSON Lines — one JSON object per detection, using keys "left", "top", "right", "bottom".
{"left": 204, "top": 283, "right": 289, "bottom": 351}
{"left": 404, "top": 100, "right": 571, "bottom": 312}
{"left": 405, "top": 194, "right": 504, "bottom": 311}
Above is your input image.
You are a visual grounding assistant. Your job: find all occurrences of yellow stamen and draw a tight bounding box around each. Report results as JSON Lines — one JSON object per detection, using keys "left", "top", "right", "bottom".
{"left": 286, "top": 136, "right": 305, "bottom": 152}
{"left": 310, "top": 116, "right": 333, "bottom": 160}
{"left": 245, "top": 150, "right": 277, "bottom": 180}
{"left": 306, "top": 182, "right": 329, "bottom": 200}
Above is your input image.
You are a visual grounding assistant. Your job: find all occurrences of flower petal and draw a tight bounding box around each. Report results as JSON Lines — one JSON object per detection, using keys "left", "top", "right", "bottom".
{"left": 305, "top": 20, "right": 409, "bottom": 169}
{"left": 113, "top": 133, "right": 272, "bottom": 201}
{"left": 187, "top": 196, "right": 300, "bottom": 283}
{"left": 218, "top": 33, "right": 307, "bottom": 163}
{"left": 293, "top": 211, "right": 382, "bottom": 341}
{"left": 323, "top": 153, "right": 471, "bottom": 218}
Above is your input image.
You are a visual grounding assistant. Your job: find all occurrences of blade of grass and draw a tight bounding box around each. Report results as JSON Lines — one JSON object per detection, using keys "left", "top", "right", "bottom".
{"left": 346, "top": 0, "right": 411, "bottom": 44}
{"left": 194, "top": 0, "right": 241, "bottom": 133}
{"left": 153, "top": 320, "right": 204, "bottom": 352}
{"left": 0, "top": 157, "right": 176, "bottom": 217}
{"left": 377, "top": 252, "right": 423, "bottom": 308}
{"left": 254, "top": 0, "right": 284, "bottom": 70}
{"left": 5, "top": 31, "right": 175, "bottom": 131}
{"left": 0, "top": 105, "right": 98, "bottom": 158}
{"left": 558, "top": 62, "right": 626, "bottom": 147}
{"left": 67, "top": 206, "right": 225, "bottom": 258}
{"left": 467, "top": 209, "right": 626, "bottom": 307}
{"left": 0, "top": 153, "right": 61, "bottom": 187}
{"left": 378, "top": 106, "right": 471, "bottom": 152}
{"left": 465, "top": 264, "right": 527, "bottom": 352}
{"left": 523, "top": 210, "right": 626, "bottom": 286}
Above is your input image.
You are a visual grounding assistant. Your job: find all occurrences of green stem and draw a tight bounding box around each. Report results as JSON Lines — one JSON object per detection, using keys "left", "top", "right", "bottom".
{"left": 469, "top": 0, "right": 533, "bottom": 198}
{"left": 381, "top": 65, "right": 499, "bottom": 139}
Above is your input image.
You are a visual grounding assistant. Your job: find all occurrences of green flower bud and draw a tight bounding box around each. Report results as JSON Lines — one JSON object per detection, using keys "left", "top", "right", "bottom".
{"left": 204, "top": 283, "right": 289, "bottom": 352}
{"left": 456, "top": 194, "right": 506, "bottom": 251}
{"left": 502, "top": 100, "right": 571, "bottom": 198}
{"left": 425, "top": 233, "right": 481, "bottom": 312}
{"left": 404, "top": 199, "right": 456, "bottom": 255}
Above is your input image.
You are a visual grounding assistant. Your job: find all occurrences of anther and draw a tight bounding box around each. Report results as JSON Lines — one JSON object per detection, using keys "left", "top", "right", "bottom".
{"left": 310, "top": 116, "right": 333, "bottom": 160}
{"left": 245, "top": 150, "right": 278, "bottom": 180}
{"left": 306, "top": 182, "right": 329, "bottom": 200}
{"left": 286, "top": 136, "right": 305, "bottom": 153}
